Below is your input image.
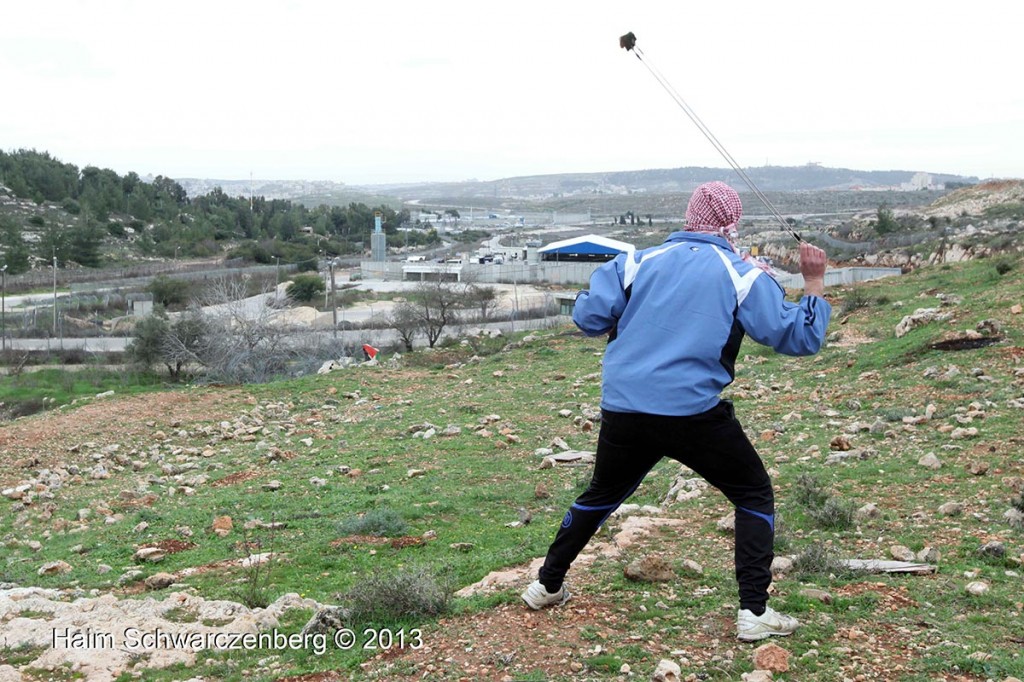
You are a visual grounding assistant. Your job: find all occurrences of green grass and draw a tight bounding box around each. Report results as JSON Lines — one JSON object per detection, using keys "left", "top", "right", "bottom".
{"left": 0, "top": 366, "right": 168, "bottom": 418}
{"left": 2, "top": 258, "right": 1024, "bottom": 680}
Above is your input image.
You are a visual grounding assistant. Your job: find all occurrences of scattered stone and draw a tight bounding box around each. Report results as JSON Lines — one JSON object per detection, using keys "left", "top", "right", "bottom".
{"left": 133, "top": 547, "right": 166, "bottom": 563}
{"left": 407, "top": 469, "right": 426, "bottom": 478}
{"left": 978, "top": 541, "right": 1006, "bottom": 558}
{"left": 624, "top": 555, "right": 675, "bottom": 582}
{"left": 741, "top": 672, "right": 774, "bottom": 682}
{"left": 895, "top": 308, "right": 950, "bottom": 338}
{"left": 133, "top": 521, "right": 150, "bottom": 533}
{"left": 263, "top": 480, "right": 283, "bottom": 491}
{"left": 534, "top": 484, "right": 550, "bottom": 499}
{"left": 212, "top": 516, "right": 233, "bottom": 537}
{"left": 717, "top": 511, "right": 735, "bottom": 533}
{"left": 300, "top": 606, "right": 350, "bottom": 637}
{"left": 916, "top": 547, "right": 941, "bottom": 563}
{"left": 37, "top": 560, "right": 73, "bottom": 576}
{"left": 965, "top": 580, "right": 990, "bottom": 596}
{"left": 918, "top": 453, "right": 942, "bottom": 470}
{"left": 856, "top": 503, "right": 881, "bottom": 520}
{"left": 829, "top": 435, "right": 852, "bottom": 451}
{"left": 938, "top": 501, "right": 964, "bottom": 516}
{"left": 968, "top": 461, "right": 990, "bottom": 476}
{"left": 651, "top": 658, "right": 681, "bottom": 682}
{"left": 681, "top": 559, "right": 703, "bottom": 576}
{"left": 309, "top": 477, "right": 327, "bottom": 487}
{"left": 799, "top": 588, "right": 833, "bottom": 604}
{"left": 449, "top": 543, "right": 474, "bottom": 552}
{"left": 825, "top": 448, "right": 874, "bottom": 465}
{"left": 752, "top": 643, "right": 790, "bottom": 673}
{"left": 540, "top": 451, "right": 595, "bottom": 468}
{"left": 664, "top": 476, "right": 710, "bottom": 503}
{"left": 144, "top": 572, "right": 177, "bottom": 590}
{"left": 771, "top": 556, "right": 794, "bottom": 575}
{"left": 890, "top": 545, "right": 915, "bottom": 562}
{"left": 950, "top": 427, "right": 979, "bottom": 440}
{"left": 1005, "top": 508, "right": 1024, "bottom": 529}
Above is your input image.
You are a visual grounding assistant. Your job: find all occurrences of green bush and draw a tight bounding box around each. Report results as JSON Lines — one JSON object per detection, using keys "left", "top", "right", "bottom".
{"left": 336, "top": 508, "right": 409, "bottom": 537}
{"left": 286, "top": 273, "right": 325, "bottom": 303}
{"left": 342, "top": 566, "right": 451, "bottom": 623}
{"left": 147, "top": 276, "right": 193, "bottom": 309}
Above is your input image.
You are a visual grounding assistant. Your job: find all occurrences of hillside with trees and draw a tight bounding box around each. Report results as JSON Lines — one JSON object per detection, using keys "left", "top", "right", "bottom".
{"left": 0, "top": 149, "right": 434, "bottom": 277}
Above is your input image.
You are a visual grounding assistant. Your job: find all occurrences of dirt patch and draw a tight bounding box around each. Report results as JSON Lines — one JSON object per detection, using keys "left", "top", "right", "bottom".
{"left": 330, "top": 535, "right": 425, "bottom": 549}
{"left": 930, "top": 336, "right": 1002, "bottom": 351}
{"left": 211, "top": 469, "right": 262, "bottom": 487}
{"left": 139, "top": 539, "right": 197, "bottom": 555}
{"left": 0, "top": 389, "right": 243, "bottom": 488}
{"left": 276, "top": 673, "right": 345, "bottom": 682}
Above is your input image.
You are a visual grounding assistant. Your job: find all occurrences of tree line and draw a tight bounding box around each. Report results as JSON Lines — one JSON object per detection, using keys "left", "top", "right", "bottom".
{"left": 0, "top": 149, "right": 439, "bottom": 275}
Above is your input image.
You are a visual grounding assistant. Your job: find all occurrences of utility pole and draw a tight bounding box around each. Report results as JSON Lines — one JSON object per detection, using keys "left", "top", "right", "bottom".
{"left": 1, "top": 264, "right": 7, "bottom": 352}
{"left": 330, "top": 259, "right": 338, "bottom": 339}
{"left": 52, "top": 255, "right": 58, "bottom": 335}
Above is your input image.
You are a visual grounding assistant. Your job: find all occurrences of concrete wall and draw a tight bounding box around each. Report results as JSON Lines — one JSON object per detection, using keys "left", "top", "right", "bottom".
{"left": 361, "top": 261, "right": 901, "bottom": 289}
{"left": 774, "top": 267, "right": 902, "bottom": 289}
{"left": 361, "top": 261, "right": 599, "bottom": 286}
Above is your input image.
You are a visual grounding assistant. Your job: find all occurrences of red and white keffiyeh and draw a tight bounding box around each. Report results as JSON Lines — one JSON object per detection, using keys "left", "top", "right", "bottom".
{"left": 685, "top": 181, "right": 775, "bottom": 275}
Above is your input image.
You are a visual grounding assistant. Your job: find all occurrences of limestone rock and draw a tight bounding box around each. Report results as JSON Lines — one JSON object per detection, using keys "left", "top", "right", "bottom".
{"left": 798, "top": 588, "right": 833, "bottom": 604}
{"left": 212, "top": 515, "right": 233, "bottom": 537}
{"left": 938, "top": 501, "right": 964, "bottom": 516}
{"left": 856, "top": 503, "right": 881, "bottom": 520}
{"left": 741, "top": 672, "right": 774, "bottom": 682}
{"left": 651, "top": 658, "right": 681, "bottom": 682}
{"left": 623, "top": 555, "right": 675, "bottom": 582}
{"left": 717, "top": 511, "right": 735, "bottom": 533}
{"left": 144, "top": 572, "right": 177, "bottom": 590}
{"left": 890, "top": 545, "right": 915, "bottom": 562}
{"left": 752, "top": 642, "right": 791, "bottom": 673}
{"left": 965, "top": 580, "right": 990, "bottom": 596}
{"left": 918, "top": 453, "right": 942, "bottom": 470}
{"left": 38, "top": 560, "right": 73, "bottom": 576}
{"left": 133, "top": 547, "right": 166, "bottom": 563}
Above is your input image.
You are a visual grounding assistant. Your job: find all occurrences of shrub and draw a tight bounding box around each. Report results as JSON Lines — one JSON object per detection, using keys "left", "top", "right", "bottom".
{"left": 839, "top": 288, "right": 872, "bottom": 316}
{"left": 336, "top": 508, "right": 409, "bottom": 537}
{"left": 794, "top": 473, "right": 855, "bottom": 530}
{"left": 342, "top": 566, "right": 451, "bottom": 623}
{"left": 794, "top": 473, "right": 830, "bottom": 509}
{"left": 287, "top": 273, "right": 326, "bottom": 303}
{"left": 808, "top": 496, "right": 856, "bottom": 530}
{"left": 147, "top": 276, "right": 193, "bottom": 309}
{"left": 994, "top": 258, "right": 1014, "bottom": 276}
{"left": 790, "top": 542, "right": 843, "bottom": 578}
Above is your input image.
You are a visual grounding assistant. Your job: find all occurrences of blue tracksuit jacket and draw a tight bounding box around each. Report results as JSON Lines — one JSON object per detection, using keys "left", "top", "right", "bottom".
{"left": 573, "top": 231, "right": 831, "bottom": 416}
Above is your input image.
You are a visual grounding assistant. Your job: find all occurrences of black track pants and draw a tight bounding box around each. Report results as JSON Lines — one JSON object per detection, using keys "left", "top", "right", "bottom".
{"left": 538, "top": 401, "right": 775, "bottom": 612}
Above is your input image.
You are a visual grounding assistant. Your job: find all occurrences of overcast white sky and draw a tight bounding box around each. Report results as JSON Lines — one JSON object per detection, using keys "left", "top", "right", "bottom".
{"left": 2, "top": 1, "right": 1021, "bottom": 185}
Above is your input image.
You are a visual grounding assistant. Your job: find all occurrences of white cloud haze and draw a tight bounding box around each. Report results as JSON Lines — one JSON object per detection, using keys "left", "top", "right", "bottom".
{"left": 2, "top": 0, "right": 1021, "bottom": 184}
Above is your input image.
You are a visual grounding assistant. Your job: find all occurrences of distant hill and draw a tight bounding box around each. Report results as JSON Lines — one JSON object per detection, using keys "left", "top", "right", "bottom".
{"left": 356, "top": 165, "right": 979, "bottom": 202}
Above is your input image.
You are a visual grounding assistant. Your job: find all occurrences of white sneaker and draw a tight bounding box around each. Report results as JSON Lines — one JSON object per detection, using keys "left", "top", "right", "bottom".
{"left": 521, "top": 580, "right": 570, "bottom": 610}
{"left": 736, "top": 606, "right": 799, "bottom": 641}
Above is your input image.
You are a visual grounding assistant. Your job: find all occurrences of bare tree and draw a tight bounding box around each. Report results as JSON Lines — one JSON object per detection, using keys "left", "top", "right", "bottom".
{"left": 464, "top": 283, "right": 497, "bottom": 322}
{"left": 187, "top": 276, "right": 302, "bottom": 383}
{"left": 389, "top": 301, "right": 422, "bottom": 351}
{"left": 404, "top": 276, "right": 471, "bottom": 348}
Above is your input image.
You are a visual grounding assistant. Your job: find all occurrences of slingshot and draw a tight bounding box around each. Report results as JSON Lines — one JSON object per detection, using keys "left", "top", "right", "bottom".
{"left": 620, "top": 32, "right": 802, "bottom": 242}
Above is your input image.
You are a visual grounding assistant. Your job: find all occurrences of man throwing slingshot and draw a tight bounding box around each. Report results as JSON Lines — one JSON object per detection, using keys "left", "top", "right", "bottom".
{"left": 522, "top": 181, "right": 831, "bottom": 642}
